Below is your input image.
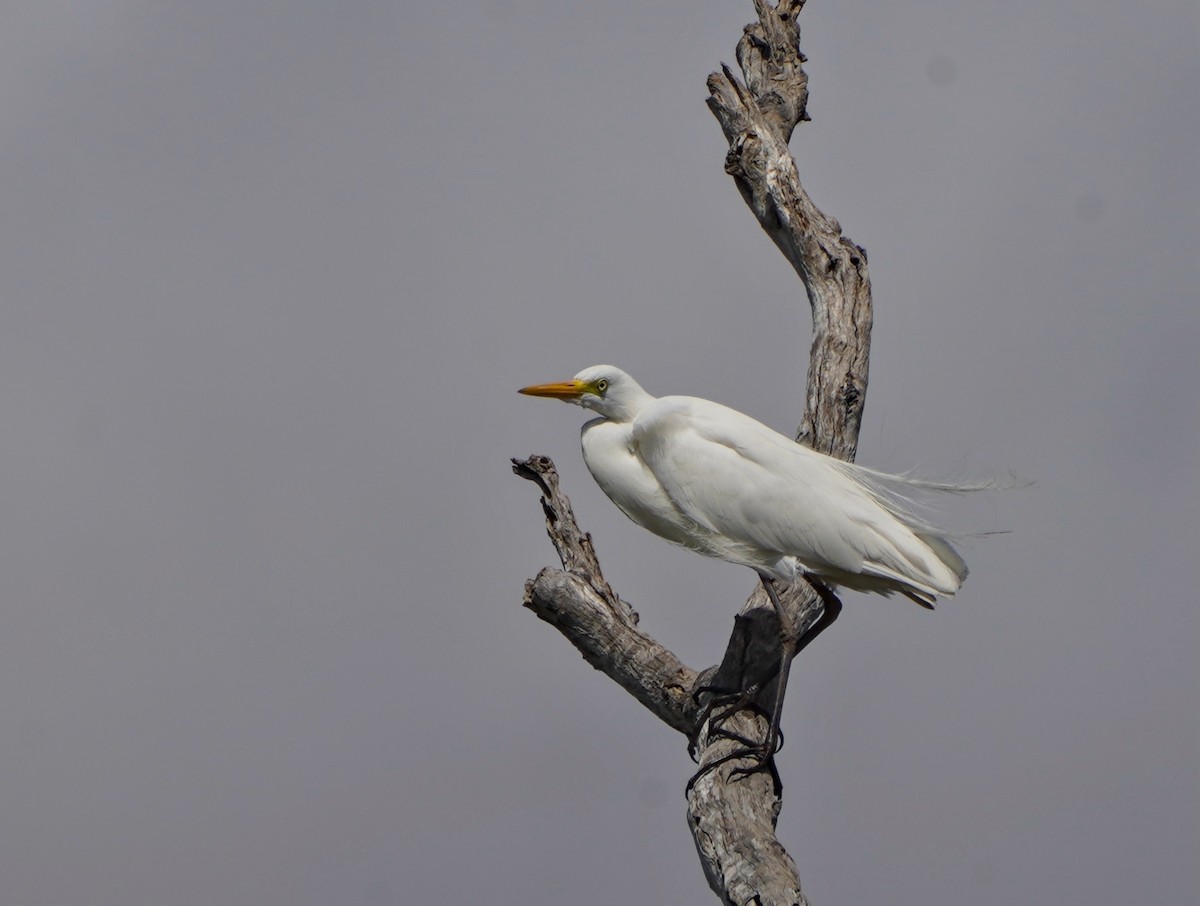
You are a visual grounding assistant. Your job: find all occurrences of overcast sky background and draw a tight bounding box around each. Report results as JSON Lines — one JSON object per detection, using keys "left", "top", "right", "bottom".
{"left": 1, "top": 1, "right": 1196, "bottom": 904}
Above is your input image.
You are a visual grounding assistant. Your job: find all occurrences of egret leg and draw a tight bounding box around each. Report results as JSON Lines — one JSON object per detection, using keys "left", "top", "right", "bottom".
{"left": 793, "top": 576, "right": 843, "bottom": 657}
{"left": 700, "top": 575, "right": 842, "bottom": 786}
{"left": 752, "top": 575, "right": 800, "bottom": 771}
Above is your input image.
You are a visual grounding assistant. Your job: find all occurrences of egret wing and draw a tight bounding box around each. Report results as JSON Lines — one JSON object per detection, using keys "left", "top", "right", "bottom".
{"left": 632, "top": 398, "right": 864, "bottom": 571}
{"left": 633, "top": 397, "right": 962, "bottom": 595}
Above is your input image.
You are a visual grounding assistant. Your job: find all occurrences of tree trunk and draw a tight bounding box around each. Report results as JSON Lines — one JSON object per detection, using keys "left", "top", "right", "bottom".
{"left": 514, "top": 3, "right": 872, "bottom": 903}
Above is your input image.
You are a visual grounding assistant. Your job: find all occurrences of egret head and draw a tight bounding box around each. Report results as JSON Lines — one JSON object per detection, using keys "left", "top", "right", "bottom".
{"left": 519, "top": 365, "right": 653, "bottom": 421}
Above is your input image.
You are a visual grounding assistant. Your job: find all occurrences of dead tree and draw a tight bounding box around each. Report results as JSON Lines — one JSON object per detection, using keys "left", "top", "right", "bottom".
{"left": 514, "top": 3, "right": 871, "bottom": 902}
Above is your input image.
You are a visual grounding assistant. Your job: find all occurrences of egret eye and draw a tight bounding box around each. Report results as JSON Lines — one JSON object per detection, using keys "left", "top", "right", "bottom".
{"left": 596, "top": 378, "right": 609, "bottom": 394}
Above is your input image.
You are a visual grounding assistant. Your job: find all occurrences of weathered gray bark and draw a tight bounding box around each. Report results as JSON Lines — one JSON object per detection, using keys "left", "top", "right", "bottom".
{"left": 515, "top": 2, "right": 873, "bottom": 903}
{"left": 512, "top": 456, "right": 701, "bottom": 734}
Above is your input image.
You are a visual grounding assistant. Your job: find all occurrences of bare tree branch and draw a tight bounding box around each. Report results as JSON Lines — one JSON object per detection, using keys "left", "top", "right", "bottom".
{"left": 514, "top": 3, "right": 873, "bottom": 903}
{"left": 707, "top": 0, "right": 871, "bottom": 460}
{"left": 512, "top": 456, "right": 701, "bottom": 735}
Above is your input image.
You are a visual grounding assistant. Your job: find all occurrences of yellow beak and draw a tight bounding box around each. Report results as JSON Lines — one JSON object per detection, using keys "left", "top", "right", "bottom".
{"left": 518, "top": 380, "right": 588, "bottom": 399}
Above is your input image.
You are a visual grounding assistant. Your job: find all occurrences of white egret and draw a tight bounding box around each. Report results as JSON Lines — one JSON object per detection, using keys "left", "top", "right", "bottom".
{"left": 520, "top": 365, "right": 970, "bottom": 772}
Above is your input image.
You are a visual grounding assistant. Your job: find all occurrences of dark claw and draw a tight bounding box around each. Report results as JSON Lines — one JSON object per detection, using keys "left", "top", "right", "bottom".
{"left": 686, "top": 745, "right": 782, "bottom": 797}
{"left": 687, "top": 692, "right": 771, "bottom": 759}
{"left": 705, "top": 726, "right": 764, "bottom": 749}
{"left": 729, "top": 751, "right": 783, "bottom": 795}
{"left": 690, "top": 680, "right": 743, "bottom": 706}
{"left": 708, "top": 695, "right": 770, "bottom": 728}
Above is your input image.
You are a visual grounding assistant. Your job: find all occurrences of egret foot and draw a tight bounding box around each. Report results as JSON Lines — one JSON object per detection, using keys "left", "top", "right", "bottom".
{"left": 687, "top": 691, "right": 773, "bottom": 762}
{"left": 698, "top": 576, "right": 842, "bottom": 790}
{"left": 687, "top": 576, "right": 842, "bottom": 796}
{"left": 687, "top": 678, "right": 771, "bottom": 750}
{"left": 686, "top": 720, "right": 783, "bottom": 795}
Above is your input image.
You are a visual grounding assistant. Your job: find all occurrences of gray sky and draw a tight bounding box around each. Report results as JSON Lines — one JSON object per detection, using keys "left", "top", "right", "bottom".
{"left": 1, "top": 1, "right": 1196, "bottom": 903}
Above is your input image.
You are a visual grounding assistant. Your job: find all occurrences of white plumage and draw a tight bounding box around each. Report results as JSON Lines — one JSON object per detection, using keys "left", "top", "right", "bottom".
{"left": 520, "top": 365, "right": 967, "bottom": 607}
